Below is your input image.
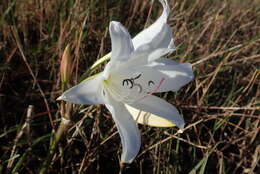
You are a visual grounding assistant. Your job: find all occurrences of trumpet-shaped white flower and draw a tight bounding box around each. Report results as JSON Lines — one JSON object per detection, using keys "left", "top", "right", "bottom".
{"left": 58, "top": 0, "right": 193, "bottom": 163}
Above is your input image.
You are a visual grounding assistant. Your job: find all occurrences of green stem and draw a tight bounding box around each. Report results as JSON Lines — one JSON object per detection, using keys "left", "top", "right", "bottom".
{"left": 39, "top": 121, "right": 70, "bottom": 174}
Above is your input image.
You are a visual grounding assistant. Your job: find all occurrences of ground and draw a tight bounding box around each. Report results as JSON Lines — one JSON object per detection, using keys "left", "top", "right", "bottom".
{"left": 0, "top": 0, "right": 259, "bottom": 173}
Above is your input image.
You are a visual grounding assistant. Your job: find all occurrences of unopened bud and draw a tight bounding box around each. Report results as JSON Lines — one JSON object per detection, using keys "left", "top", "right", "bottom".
{"left": 60, "top": 44, "right": 73, "bottom": 83}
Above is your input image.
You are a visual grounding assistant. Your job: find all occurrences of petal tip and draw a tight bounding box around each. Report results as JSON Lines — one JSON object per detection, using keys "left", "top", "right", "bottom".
{"left": 56, "top": 95, "right": 65, "bottom": 101}
{"left": 109, "top": 21, "right": 122, "bottom": 33}
{"left": 159, "top": 0, "right": 170, "bottom": 17}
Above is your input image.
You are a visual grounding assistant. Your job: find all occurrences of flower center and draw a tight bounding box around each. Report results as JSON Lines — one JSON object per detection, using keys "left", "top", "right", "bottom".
{"left": 102, "top": 71, "right": 165, "bottom": 104}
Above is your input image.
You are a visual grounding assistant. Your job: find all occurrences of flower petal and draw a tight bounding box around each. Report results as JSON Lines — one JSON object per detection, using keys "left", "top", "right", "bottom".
{"left": 131, "top": 24, "right": 173, "bottom": 64}
{"left": 128, "top": 95, "right": 185, "bottom": 129}
{"left": 57, "top": 74, "right": 105, "bottom": 104}
{"left": 109, "top": 21, "right": 134, "bottom": 65}
{"left": 105, "top": 93, "right": 141, "bottom": 163}
{"left": 132, "top": 0, "right": 175, "bottom": 52}
{"left": 144, "top": 59, "right": 194, "bottom": 92}
{"left": 116, "top": 58, "right": 193, "bottom": 93}
{"left": 125, "top": 104, "right": 176, "bottom": 127}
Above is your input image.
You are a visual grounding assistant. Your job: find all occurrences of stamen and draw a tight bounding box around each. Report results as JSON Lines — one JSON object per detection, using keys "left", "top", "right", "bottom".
{"left": 137, "top": 77, "right": 165, "bottom": 102}
{"left": 150, "top": 77, "right": 165, "bottom": 94}
{"left": 105, "top": 81, "right": 136, "bottom": 103}
{"left": 132, "top": 73, "right": 142, "bottom": 80}
{"left": 122, "top": 79, "right": 133, "bottom": 88}
{"left": 133, "top": 83, "right": 142, "bottom": 93}
{"left": 148, "top": 80, "right": 155, "bottom": 87}
{"left": 122, "top": 73, "right": 142, "bottom": 89}
{"left": 122, "top": 79, "right": 128, "bottom": 86}
{"left": 111, "top": 73, "right": 168, "bottom": 104}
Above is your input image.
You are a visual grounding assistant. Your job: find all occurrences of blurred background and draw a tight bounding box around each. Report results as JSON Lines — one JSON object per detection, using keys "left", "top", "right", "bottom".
{"left": 0, "top": 0, "right": 259, "bottom": 173}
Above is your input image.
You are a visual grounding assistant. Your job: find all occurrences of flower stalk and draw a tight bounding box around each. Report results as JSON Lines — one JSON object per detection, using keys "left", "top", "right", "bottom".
{"left": 39, "top": 119, "right": 71, "bottom": 174}
{"left": 39, "top": 44, "right": 74, "bottom": 174}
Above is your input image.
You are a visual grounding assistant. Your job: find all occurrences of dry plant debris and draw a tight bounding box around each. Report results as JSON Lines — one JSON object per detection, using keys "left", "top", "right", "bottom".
{"left": 0, "top": 0, "right": 259, "bottom": 173}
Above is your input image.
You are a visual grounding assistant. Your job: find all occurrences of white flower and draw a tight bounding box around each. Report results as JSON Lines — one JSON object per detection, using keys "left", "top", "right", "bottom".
{"left": 57, "top": 0, "right": 193, "bottom": 163}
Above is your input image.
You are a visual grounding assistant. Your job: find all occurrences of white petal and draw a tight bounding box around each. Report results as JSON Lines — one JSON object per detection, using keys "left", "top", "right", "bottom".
{"left": 106, "top": 58, "right": 193, "bottom": 105}
{"left": 58, "top": 74, "right": 105, "bottom": 104}
{"left": 132, "top": 0, "right": 175, "bottom": 52}
{"left": 150, "top": 60, "right": 194, "bottom": 92}
{"left": 125, "top": 104, "right": 176, "bottom": 127}
{"left": 152, "top": 57, "right": 179, "bottom": 65}
{"left": 105, "top": 93, "right": 141, "bottom": 163}
{"left": 109, "top": 21, "right": 134, "bottom": 65}
{"left": 116, "top": 58, "right": 193, "bottom": 94}
{"left": 126, "top": 59, "right": 194, "bottom": 93}
{"left": 122, "top": 24, "right": 174, "bottom": 68}
{"left": 118, "top": 45, "right": 174, "bottom": 73}
{"left": 128, "top": 95, "right": 185, "bottom": 129}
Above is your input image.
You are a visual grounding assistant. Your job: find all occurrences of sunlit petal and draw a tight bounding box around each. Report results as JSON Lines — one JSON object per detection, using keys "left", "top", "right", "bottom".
{"left": 109, "top": 21, "right": 134, "bottom": 65}
{"left": 125, "top": 104, "right": 175, "bottom": 127}
{"left": 128, "top": 95, "right": 185, "bottom": 129}
{"left": 148, "top": 60, "right": 193, "bottom": 92}
{"left": 125, "top": 59, "right": 193, "bottom": 93}
{"left": 132, "top": 0, "right": 175, "bottom": 52}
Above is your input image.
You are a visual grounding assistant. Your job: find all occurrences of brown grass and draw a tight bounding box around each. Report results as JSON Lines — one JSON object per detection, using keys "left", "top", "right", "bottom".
{"left": 0, "top": 0, "right": 259, "bottom": 173}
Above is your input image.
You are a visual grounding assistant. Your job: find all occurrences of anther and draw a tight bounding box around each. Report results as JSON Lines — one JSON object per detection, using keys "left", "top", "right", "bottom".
{"left": 123, "top": 79, "right": 133, "bottom": 88}
{"left": 148, "top": 80, "right": 155, "bottom": 86}
{"left": 133, "top": 73, "right": 142, "bottom": 80}
{"left": 133, "top": 84, "right": 142, "bottom": 93}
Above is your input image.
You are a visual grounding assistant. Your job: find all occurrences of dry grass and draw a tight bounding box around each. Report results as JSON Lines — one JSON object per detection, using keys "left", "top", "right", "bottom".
{"left": 0, "top": 0, "right": 259, "bottom": 173}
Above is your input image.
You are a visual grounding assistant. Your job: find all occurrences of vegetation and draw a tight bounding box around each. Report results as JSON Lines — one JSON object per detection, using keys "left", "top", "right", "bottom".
{"left": 0, "top": 0, "right": 259, "bottom": 173}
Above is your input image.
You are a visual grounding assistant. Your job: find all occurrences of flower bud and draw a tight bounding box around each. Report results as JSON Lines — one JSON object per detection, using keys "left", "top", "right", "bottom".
{"left": 60, "top": 44, "right": 73, "bottom": 83}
